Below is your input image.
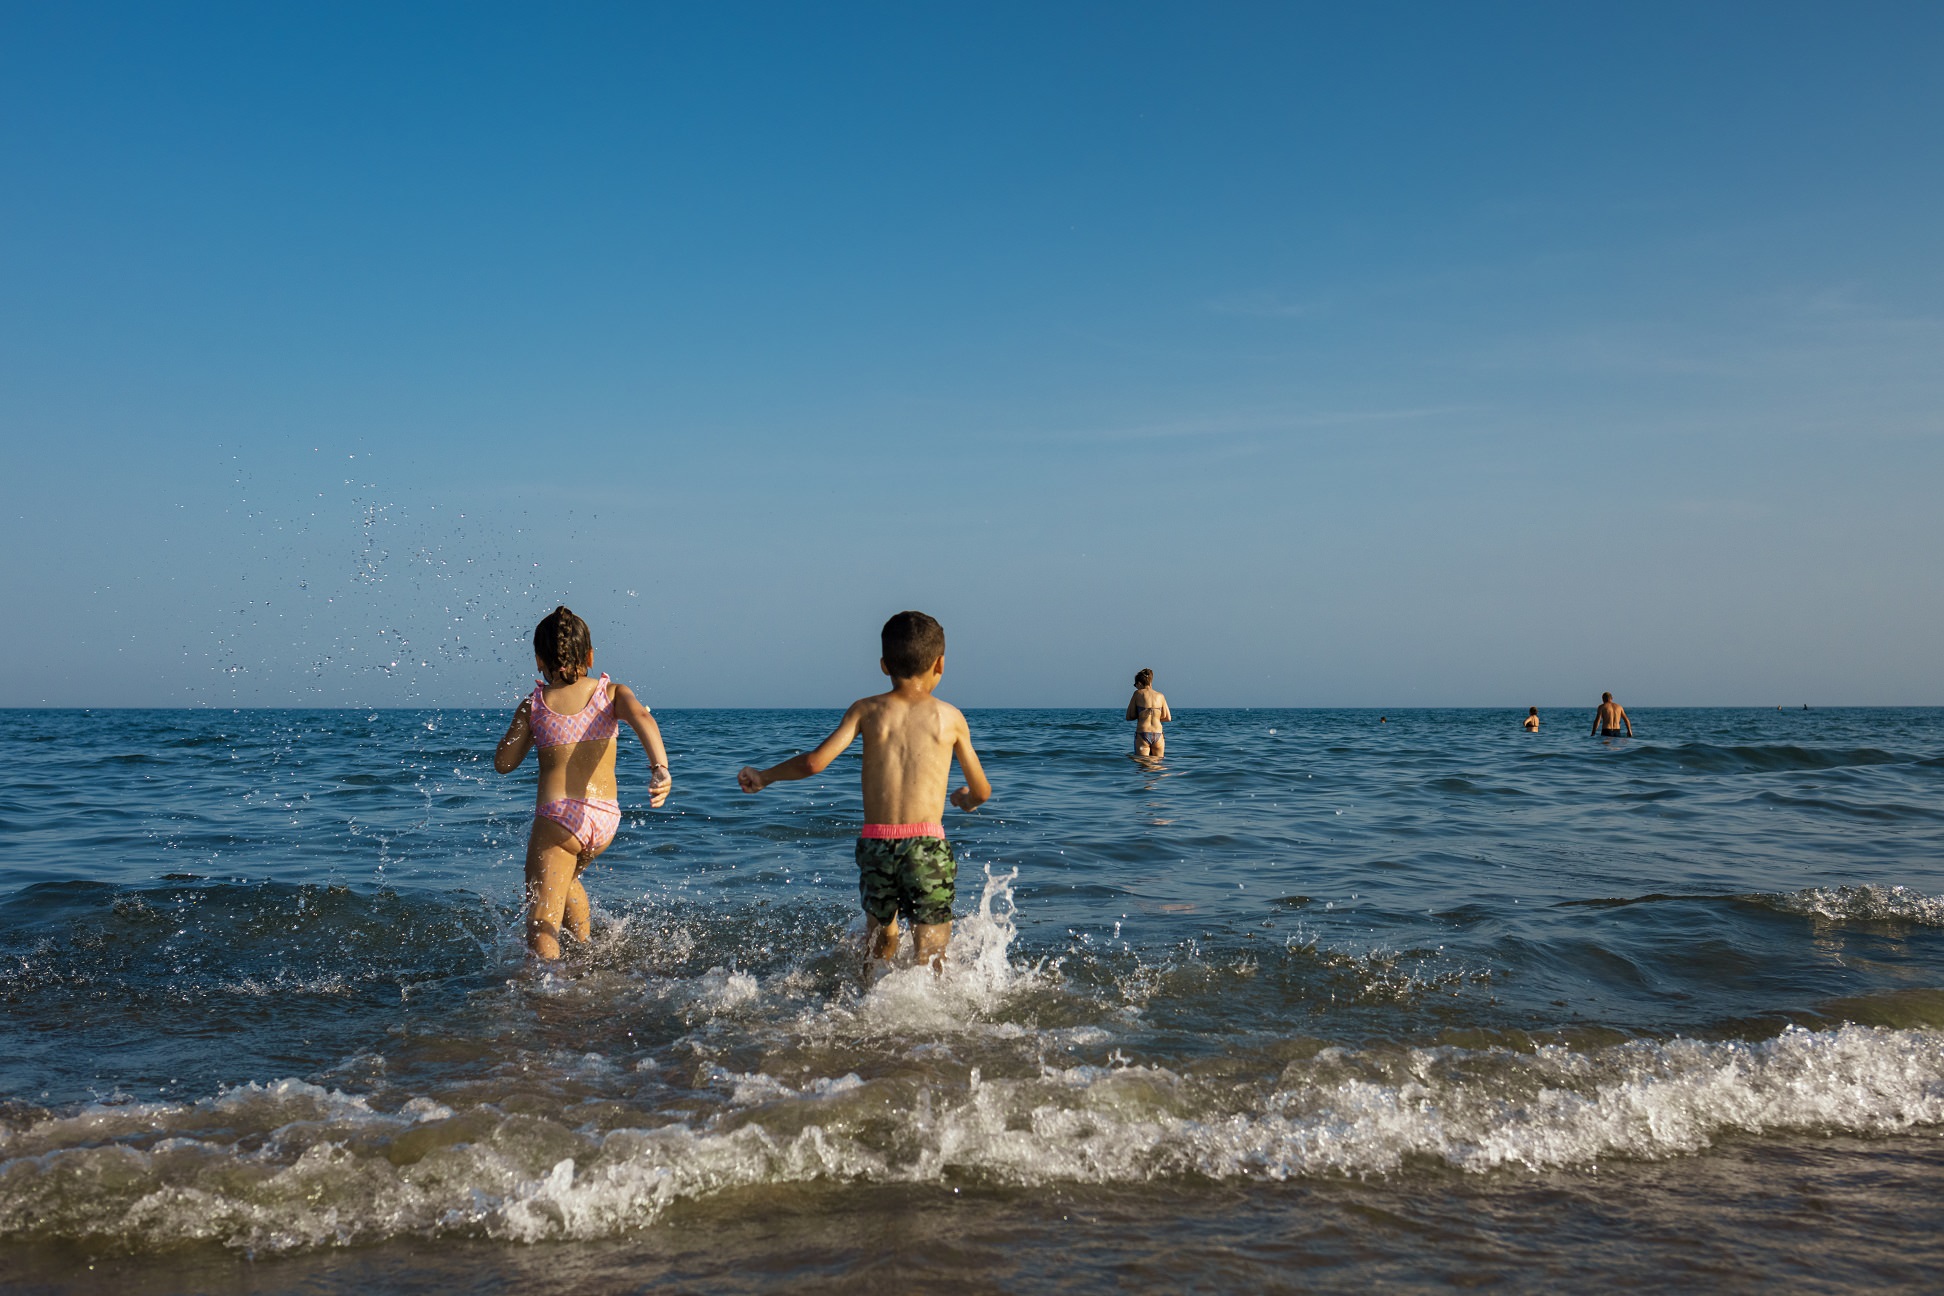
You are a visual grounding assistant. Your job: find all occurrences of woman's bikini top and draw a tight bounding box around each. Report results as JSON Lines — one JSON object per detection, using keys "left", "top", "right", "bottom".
{"left": 528, "top": 673, "right": 618, "bottom": 748}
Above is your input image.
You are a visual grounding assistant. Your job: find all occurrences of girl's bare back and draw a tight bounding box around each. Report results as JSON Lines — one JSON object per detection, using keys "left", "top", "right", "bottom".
{"left": 529, "top": 675, "right": 620, "bottom": 804}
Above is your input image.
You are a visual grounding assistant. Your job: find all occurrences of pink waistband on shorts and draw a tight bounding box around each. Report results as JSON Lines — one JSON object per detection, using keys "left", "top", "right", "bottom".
{"left": 859, "top": 822, "right": 945, "bottom": 840}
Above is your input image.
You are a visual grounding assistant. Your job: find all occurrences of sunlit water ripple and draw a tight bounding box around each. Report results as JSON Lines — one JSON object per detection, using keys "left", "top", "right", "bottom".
{"left": 3, "top": 706, "right": 1943, "bottom": 1291}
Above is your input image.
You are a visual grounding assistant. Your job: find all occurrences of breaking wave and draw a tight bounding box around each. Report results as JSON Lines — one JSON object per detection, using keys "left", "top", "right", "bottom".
{"left": 1752, "top": 884, "right": 1944, "bottom": 927}
{"left": 2, "top": 1021, "right": 1939, "bottom": 1254}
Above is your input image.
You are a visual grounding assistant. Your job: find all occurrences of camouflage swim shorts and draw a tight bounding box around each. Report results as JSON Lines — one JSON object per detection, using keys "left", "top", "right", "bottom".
{"left": 854, "top": 835, "right": 957, "bottom": 927}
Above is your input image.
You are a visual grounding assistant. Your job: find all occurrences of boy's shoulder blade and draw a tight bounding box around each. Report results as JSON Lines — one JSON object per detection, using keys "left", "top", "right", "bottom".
{"left": 931, "top": 695, "right": 967, "bottom": 736}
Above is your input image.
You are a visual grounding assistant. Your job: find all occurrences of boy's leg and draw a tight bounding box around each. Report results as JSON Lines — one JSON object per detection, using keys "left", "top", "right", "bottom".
{"left": 904, "top": 838, "right": 957, "bottom": 971}
{"left": 857, "top": 838, "right": 904, "bottom": 961}
{"left": 525, "top": 818, "right": 585, "bottom": 959}
{"left": 867, "top": 915, "right": 901, "bottom": 960}
{"left": 913, "top": 921, "right": 950, "bottom": 970}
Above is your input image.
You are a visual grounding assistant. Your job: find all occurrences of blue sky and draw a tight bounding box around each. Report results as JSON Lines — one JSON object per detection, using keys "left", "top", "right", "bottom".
{"left": 3, "top": 2, "right": 1940, "bottom": 708}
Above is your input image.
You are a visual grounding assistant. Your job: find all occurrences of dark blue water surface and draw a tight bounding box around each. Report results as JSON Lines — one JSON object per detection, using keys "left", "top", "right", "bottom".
{"left": 3, "top": 707, "right": 1943, "bottom": 1292}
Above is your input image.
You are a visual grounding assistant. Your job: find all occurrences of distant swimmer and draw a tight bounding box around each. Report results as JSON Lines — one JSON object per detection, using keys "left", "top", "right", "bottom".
{"left": 1591, "top": 692, "right": 1633, "bottom": 738}
{"left": 1126, "top": 668, "right": 1171, "bottom": 759}
{"left": 1523, "top": 707, "right": 1539, "bottom": 732}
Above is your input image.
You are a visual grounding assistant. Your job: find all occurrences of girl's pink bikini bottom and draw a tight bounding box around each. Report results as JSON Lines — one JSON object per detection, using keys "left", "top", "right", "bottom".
{"left": 535, "top": 796, "right": 621, "bottom": 856}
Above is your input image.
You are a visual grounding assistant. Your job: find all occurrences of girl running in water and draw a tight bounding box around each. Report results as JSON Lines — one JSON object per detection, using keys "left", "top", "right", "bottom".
{"left": 494, "top": 606, "right": 671, "bottom": 958}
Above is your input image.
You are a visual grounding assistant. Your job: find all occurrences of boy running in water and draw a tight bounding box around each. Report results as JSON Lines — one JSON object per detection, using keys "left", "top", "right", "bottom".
{"left": 738, "top": 611, "right": 991, "bottom": 970}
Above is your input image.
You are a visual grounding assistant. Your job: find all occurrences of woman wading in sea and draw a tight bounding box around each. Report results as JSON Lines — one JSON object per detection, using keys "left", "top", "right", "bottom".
{"left": 1126, "top": 668, "right": 1172, "bottom": 760}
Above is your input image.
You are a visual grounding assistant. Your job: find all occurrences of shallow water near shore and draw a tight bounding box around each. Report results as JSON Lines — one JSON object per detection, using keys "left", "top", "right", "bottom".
{"left": 2, "top": 706, "right": 1942, "bottom": 1291}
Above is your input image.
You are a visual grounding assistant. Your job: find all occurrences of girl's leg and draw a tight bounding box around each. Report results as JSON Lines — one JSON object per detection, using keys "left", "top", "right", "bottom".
{"left": 525, "top": 818, "right": 586, "bottom": 959}
{"left": 563, "top": 877, "right": 592, "bottom": 944}
{"left": 561, "top": 832, "right": 611, "bottom": 945}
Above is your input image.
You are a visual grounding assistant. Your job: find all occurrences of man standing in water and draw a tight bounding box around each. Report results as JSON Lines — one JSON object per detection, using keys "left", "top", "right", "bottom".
{"left": 1591, "top": 692, "right": 1633, "bottom": 737}
{"left": 1126, "top": 668, "right": 1171, "bottom": 759}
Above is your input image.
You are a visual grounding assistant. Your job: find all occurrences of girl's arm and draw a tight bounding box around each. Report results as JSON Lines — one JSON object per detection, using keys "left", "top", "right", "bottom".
{"left": 494, "top": 699, "right": 534, "bottom": 774}
{"left": 1125, "top": 693, "right": 1140, "bottom": 721}
{"left": 611, "top": 683, "right": 671, "bottom": 808}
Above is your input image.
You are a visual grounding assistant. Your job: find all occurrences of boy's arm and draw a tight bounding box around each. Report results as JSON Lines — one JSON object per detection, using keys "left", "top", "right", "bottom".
{"left": 1621, "top": 707, "right": 1633, "bottom": 737}
{"left": 739, "top": 703, "right": 864, "bottom": 793}
{"left": 948, "top": 713, "right": 992, "bottom": 812}
{"left": 494, "top": 700, "right": 534, "bottom": 774}
{"left": 611, "top": 684, "right": 671, "bottom": 808}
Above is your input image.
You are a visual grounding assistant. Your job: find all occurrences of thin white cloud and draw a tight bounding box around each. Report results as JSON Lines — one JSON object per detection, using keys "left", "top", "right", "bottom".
{"left": 1461, "top": 284, "right": 1944, "bottom": 383}
{"left": 1202, "top": 291, "right": 1316, "bottom": 319}
{"left": 1073, "top": 405, "right": 1475, "bottom": 443}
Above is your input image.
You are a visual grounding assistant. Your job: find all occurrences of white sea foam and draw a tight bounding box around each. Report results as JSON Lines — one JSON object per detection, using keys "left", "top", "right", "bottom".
{"left": 2, "top": 1024, "right": 1940, "bottom": 1252}
{"left": 787, "top": 864, "right": 1042, "bottom": 1040}
{"left": 1760, "top": 883, "right": 1944, "bottom": 927}
{"left": 685, "top": 966, "right": 762, "bottom": 1014}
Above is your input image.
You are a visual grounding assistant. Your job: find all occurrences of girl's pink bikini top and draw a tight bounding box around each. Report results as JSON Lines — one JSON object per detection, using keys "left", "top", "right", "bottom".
{"left": 528, "top": 673, "right": 619, "bottom": 748}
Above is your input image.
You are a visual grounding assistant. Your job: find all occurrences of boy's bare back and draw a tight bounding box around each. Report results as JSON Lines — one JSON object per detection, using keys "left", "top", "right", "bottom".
{"left": 852, "top": 690, "right": 977, "bottom": 825}
{"left": 736, "top": 672, "right": 988, "bottom": 824}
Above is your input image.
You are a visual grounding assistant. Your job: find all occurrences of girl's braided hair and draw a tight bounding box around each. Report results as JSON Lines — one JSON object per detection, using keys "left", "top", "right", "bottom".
{"left": 533, "top": 606, "right": 593, "bottom": 683}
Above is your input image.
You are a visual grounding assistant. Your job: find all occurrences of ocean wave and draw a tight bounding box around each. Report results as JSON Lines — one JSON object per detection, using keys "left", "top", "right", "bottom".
{"left": 0, "top": 879, "right": 507, "bottom": 999}
{"left": 1752, "top": 884, "right": 1944, "bottom": 927}
{"left": 1607, "top": 743, "right": 1918, "bottom": 776}
{"left": 1, "top": 1024, "right": 1937, "bottom": 1253}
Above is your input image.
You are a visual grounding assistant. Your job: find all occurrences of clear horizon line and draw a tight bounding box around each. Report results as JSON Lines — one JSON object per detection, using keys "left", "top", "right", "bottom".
{"left": 2, "top": 703, "right": 1934, "bottom": 713}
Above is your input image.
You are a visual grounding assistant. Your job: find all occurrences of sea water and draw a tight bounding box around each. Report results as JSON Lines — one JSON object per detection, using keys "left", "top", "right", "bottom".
{"left": 2, "top": 706, "right": 1942, "bottom": 1292}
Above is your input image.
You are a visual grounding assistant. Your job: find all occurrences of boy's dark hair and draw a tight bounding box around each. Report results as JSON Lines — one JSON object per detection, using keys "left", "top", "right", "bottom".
{"left": 534, "top": 606, "right": 593, "bottom": 683}
{"left": 881, "top": 610, "right": 945, "bottom": 679}
{"left": 1135, "top": 668, "right": 1154, "bottom": 688}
